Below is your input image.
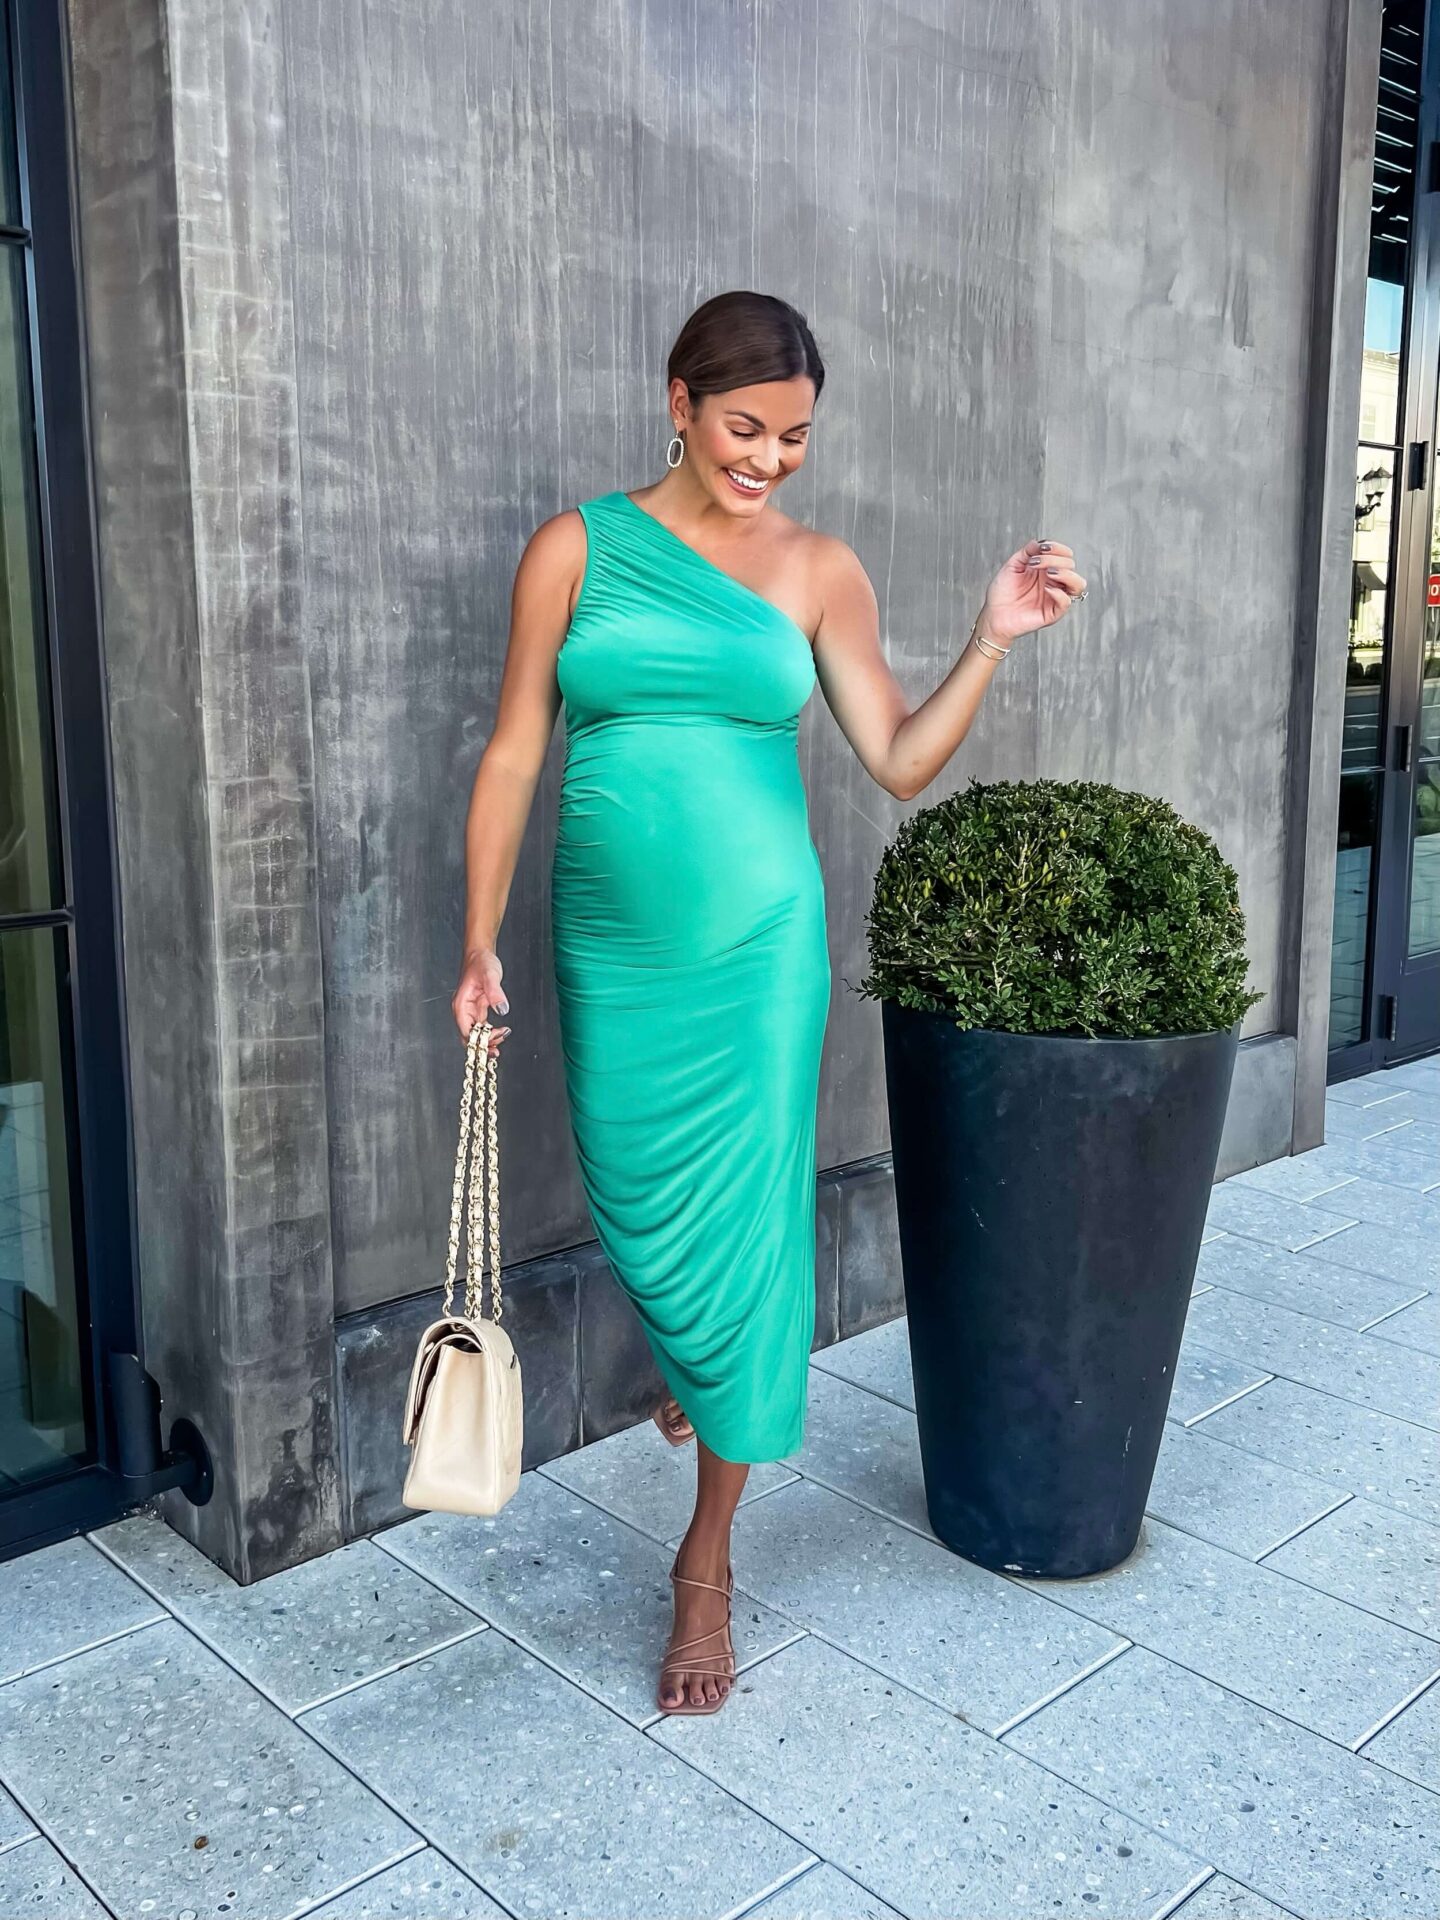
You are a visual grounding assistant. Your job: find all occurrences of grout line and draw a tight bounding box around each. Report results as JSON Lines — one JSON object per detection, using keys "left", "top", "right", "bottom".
{"left": 718, "top": 1854, "right": 825, "bottom": 1920}
{"left": 284, "top": 1838, "right": 437, "bottom": 1920}
{"left": 807, "top": 1363, "right": 916, "bottom": 1420}
{"left": 1180, "top": 1372, "right": 1275, "bottom": 1427}
{"left": 990, "top": 1637, "right": 1134, "bottom": 1739}
{"left": 1154, "top": 1395, "right": 1436, "bottom": 1532}
{"left": 1359, "top": 1291, "right": 1433, "bottom": 1335}
{"left": 85, "top": 1533, "right": 493, "bottom": 1723}
{"left": 1179, "top": 1312, "right": 1440, "bottom": 1437}
{"left": 291, "top": 1623, "right": 491, "bottom": 1715}
{"left": 0, "top": 1610, "right": 167, "bottom": 1693}
{"left": 1148, "top": 1864, "right": 1222, "bottom": 1920}
{"left": 1349, "top": 1663, "right": 1440, "bottom": 1755}
{"left": 373, "top": 1529, "right": 806, "bottom": 1722}
{"left": 1252, "top": 1492, "right": 1355, "bottom": 1562}
{"left": 0, "top": 1758, "right": 142, "bottom": 1920}
{"left": 293, "top": 1707, "right": 523, "bottom": 1919}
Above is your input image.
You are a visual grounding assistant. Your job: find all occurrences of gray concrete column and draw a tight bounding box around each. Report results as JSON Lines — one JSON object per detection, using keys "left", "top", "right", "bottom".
{"left": 67, "top": 0, "right": 339, "bottom": 1580}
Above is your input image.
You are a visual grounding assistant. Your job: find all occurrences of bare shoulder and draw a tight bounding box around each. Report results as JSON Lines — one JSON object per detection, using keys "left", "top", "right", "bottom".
{"left": 789, "top": 523, "right": 876, "bottom": 620}
{"left": 522, "top": 504, "right": 588, "bottom": 572}
{"left": 516, "top": 505, "right": 589, "bottom": 619}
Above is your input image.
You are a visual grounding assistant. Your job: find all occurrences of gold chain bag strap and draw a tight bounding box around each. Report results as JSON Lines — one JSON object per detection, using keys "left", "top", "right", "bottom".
{"left": 401, "top": 1019, "right": 523, "bottom": 1515}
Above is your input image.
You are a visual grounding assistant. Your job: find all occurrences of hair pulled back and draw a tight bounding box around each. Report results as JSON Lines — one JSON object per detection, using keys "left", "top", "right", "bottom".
{"left": 666, "top": 291, "right": 825, "bottom": 411}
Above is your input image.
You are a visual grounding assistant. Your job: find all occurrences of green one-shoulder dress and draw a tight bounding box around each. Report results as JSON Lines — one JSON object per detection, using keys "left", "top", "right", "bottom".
{"left": 551, "top": 489, "right": 830, "bottom": 1462}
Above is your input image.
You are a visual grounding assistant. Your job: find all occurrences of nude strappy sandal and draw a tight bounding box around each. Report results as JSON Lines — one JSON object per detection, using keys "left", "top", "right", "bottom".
{"left": 656, "top": 1556, "right": 736, "bottom": 1715}
{"left": 652, "top": 1393, "right": 695, "bottom": 1446}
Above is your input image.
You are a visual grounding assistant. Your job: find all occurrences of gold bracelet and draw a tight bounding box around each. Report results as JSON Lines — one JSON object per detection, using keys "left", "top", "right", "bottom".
{"left": 970, "top": 622, "right": 1011, "bottom": 661}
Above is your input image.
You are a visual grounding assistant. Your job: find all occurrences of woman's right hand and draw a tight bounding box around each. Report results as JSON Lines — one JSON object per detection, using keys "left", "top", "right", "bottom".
{"left": 452, "top": 946, "right": 512, "bottom": 1051}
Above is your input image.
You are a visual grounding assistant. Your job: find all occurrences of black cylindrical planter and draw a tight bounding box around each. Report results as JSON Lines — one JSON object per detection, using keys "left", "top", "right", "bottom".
{"left": 881, "top": 1002, "right": 1240, "bottom": 1579}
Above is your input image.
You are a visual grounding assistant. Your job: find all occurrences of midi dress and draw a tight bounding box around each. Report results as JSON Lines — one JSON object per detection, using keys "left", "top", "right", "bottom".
{"left": 549, "top": 489, "right": 831, "bottom": 1462}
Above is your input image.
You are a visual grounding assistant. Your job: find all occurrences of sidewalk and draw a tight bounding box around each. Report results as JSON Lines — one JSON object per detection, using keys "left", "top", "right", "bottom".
{"left": 1, "top": 1063, "right": 1438, "bottom": 1920}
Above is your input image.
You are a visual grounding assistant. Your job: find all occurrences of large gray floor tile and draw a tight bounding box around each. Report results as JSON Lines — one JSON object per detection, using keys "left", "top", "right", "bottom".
{"left": 1004, "top": 1645, "right": 1440, "bottom": 1917}
{"left": 744, "top": 1862, "right": 902, "bottom": 1920}
{"left": 0, "top": 1781, "right": 33, "bottom": 1849}
{"left": 377, "top": 1468, "right": 799, "bottom": 1726}
{"left": 1199, "top": 1375, "right": 1440, "bottom": 1525}
{"left": 88, "top": 1506, "right": 235, "bottom": 1602}
{"left": 1014, "top": 1514, "right": 1440, "bottom": 1745}
{"left": 1325, "top": 1075, "right": 1415, "bottom": 1110}
{"left": 1387, "top": 1086, "right": 1440, "bottom": 1128}
{"left": 808, "top": 1318, "right": 914, "bottom": 1410}
{"left": 1184, "top": 1285, "right": 1440, "bottom": 1430}
{"left": 0, "top": 1837, "right": 110, "bottom": 1918}
{"left": 538, "top": 1414, "right": 796, "bottom": 1544}
{"left": 1304, "top": 1175, "right": 1440, "bottom": 1233}
{"left": 1378, "top": 1061, "right": 1440, "bottom": 1097}
{"left": 1195, "top": 1235, "right": 1423, "bottom": 1330}
{"left": 728, "top": 1475, "right": 1124, "bottom": 1733}
{"left": 1167, "top": 1343, "right": 1272, "bottom": 1426}
{"left": 0, "top": 1535, "right": 163, "bottom": 1684}
{"left": 1322, "top": 1099, "right": 1421, "bottom": 1143}
{"left": 782, "top": 1367, "right": 931, "bottom": 1537}
{"left": 1228, "top": 1157, "right": 1360, "bottom": 1206}
{"left": 1361, "top": 1676, "right": 1440, "bottom": 1792}
{"left": 95, "top": 1516, "right": 482, "bottom": 1712}
{"left": 1300, "top": 1216, "right": 1440, "bottom": 1290}
{"left": 1243, "top": 1136, "right": 1439, "bottom": 1195}
{"left": 0, "top": 1617, "right": 416, "bottom": 1920}
{"left": 1366, "top": 1290, "right": 1440, "bottom": 1358}
{"left": 1145, "top": 1421, "right": 1348, "bottom": 1559}
{"left": 653, "top": 1635, "right": 1202, "bottom": 1920}
{"left": 1204, "top": 1185, "right": 1358, "bottom": 1252}
{"left": 300, "top": 1629, "right": 809, "bottom": 1919}
{"left": 1261, "top": 1497, "right": 1440, "bottom": 1641}
{"left": 1171, "top": 1873, "right": 1298, "bottom": 1920}
{"left": 306, "top": 1849, "right": 506, "bottom": 1918}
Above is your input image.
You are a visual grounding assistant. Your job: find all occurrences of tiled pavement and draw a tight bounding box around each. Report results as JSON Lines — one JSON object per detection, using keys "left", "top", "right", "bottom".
{"left": 2, "top": 1067, "right": 1440, "bottom": 1918}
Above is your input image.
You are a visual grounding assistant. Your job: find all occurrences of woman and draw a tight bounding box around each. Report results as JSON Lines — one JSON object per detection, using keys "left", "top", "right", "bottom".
{"left": 451, "top": 289, "right": 1086, "bottom": 1716}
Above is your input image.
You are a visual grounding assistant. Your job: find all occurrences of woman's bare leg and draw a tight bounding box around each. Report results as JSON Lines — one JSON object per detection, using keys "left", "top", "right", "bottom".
{"left": 659, "top": 1437, "right": 748, "bottom": 1709}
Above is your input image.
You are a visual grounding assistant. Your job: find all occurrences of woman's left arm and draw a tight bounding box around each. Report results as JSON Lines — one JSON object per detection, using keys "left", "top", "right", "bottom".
{"left": 810, "top": 534, "right": 1087, "bottom": 802}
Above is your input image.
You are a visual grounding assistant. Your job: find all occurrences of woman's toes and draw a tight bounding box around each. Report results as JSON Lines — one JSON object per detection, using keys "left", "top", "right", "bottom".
{"left": 703, "top": 1676, "right": 719, "bottom": 1704}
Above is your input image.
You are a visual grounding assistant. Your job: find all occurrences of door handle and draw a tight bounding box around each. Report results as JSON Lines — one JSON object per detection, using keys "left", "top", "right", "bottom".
{"left": 1395, "top": 723, "right": 1413, "bottom": 773}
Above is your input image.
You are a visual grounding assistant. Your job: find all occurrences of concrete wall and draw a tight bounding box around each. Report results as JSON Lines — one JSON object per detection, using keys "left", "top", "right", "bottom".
{"left": 64, "top": 0, "right": 1372, "bottom": 1576}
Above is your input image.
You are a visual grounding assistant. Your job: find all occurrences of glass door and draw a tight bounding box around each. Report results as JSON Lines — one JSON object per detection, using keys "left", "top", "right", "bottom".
{"left": 0, "top": 0, "right": 155, "bottom": 1556}
{"left": 1331, "top": 0, "right": 1440, "bottom": 1070}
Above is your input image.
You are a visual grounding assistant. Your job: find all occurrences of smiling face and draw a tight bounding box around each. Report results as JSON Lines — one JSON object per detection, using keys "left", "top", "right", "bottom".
{"left": 671, "top": 375, "right": 816, "bottom": 514}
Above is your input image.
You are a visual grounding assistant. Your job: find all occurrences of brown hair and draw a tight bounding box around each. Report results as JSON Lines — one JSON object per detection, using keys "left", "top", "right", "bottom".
{"left": 666, "top": 291, "right": 825, "bottom": 410}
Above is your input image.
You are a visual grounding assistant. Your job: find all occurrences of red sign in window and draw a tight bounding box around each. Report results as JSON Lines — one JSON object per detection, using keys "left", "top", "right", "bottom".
{"left": 1429, "top": 575, "right": 1440, "bottom": 607}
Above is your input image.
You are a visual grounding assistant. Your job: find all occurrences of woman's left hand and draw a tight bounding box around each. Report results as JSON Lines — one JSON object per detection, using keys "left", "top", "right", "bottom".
{"left": 977, "top": 539, "right": 1087, "bottom": 645}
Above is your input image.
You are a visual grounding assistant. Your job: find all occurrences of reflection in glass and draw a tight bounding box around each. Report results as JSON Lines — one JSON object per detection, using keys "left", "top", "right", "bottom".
{"left": 0, "top": 929, "right": 85, "bottom": 1488}
{"left": 1347, "top": 448, "right": 1394, "bottom": 771}
{"left": 1410, "top": 760, "right": 1440, "bottom": 954}
{"left": 0, "top": 8, "right": 16, "bottom": 230}
{"left": 1330, "top": 773, "right": 1379, "bottom": 1048}
{"left": 0, "top": 247, "right": 59, "bottom": 917}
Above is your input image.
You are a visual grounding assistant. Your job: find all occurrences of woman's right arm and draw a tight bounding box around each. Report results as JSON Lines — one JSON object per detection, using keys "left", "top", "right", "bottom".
{"left": 451, "top": 508, "right": 587, "bottom": 1047}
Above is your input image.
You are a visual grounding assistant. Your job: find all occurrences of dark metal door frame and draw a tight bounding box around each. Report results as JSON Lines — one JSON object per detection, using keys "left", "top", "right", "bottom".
{"left": 1332, "top": 0, "right": 1440, "bottom": 1075}
{"left": 0, "top": 0, "right": 203, "bottom": 1558}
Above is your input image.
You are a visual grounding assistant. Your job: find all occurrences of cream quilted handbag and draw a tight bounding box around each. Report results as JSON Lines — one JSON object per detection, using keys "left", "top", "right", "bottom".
{"left": 401, "top": 1018, "right": 522, "bottom": 1515}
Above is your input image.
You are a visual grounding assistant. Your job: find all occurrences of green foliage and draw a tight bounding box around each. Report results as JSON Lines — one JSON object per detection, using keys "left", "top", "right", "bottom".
{"left": 860, "top": 777, "right": 1264, "bottom": 1038}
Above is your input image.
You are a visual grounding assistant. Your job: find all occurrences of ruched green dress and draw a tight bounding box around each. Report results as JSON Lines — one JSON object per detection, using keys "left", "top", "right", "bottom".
{"left": 551, "top": 489, "right": 830, "bottom": 1462}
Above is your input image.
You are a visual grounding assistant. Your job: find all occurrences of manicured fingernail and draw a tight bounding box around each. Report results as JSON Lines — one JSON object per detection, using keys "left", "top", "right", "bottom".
{"left": 498, "top": 998, "right": 509, "bottom": 1013}
{"left": 1037, "top": 540, "right": 1053, "bottom": 550}
{"left": 1046, "top": 566, "right": 1059, "bottom": 574}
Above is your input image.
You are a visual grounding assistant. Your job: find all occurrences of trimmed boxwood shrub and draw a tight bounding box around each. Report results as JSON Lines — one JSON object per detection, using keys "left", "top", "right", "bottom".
{"left": 860, "top": 777, "right": 1263, "bottom": 1038}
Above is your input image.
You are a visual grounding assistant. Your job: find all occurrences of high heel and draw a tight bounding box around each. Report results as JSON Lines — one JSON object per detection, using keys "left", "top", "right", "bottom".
{"left": 652, "top": 1393, "right": 695, "bottom": 1446}
{"left": 656, "top": 1556, "right": 735, "bottom": 1715}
